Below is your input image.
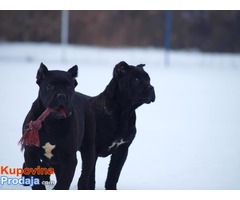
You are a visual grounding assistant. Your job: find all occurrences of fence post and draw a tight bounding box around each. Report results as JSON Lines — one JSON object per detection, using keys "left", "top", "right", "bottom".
{"left": 61, "top": 10, "right": 69, "bottom": 62}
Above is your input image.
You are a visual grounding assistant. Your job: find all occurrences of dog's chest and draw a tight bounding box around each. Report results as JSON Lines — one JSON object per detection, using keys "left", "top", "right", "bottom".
{"left": 108, "top": 138, "right": 128, "bottom": 151}
{"left": 96, "top": 107, "right": 136, "bottom": 156}
{"left": 42, "top": 142, "right": 56, "bottom": 159}
{"left": 40, "top": 121, "right": 70, "bottom": 159}
{"left": 100, "top": 118, "right": 129, "bottom": 148}
{"left": 39, "top": 133, "right": 58, "bottom": 159}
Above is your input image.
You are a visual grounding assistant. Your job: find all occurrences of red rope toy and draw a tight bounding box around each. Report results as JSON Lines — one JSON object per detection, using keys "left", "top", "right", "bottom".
{"left": 18, "top": 108, "right": 53, "bottom": 150}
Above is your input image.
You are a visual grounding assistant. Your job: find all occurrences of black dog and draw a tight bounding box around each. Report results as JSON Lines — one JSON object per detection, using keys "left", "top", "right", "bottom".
{"left": 21, "top": 63, "right": 95, "bottom": 190}
{"left": 88, "top": 61, "right": 155, "bottom": 189}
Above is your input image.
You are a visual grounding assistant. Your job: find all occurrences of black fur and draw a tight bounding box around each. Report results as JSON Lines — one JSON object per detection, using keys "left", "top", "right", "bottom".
{"left": 21, "top": 63, "right": 95, "bottom": 190}
{"left": 88, "top": 61, "right": 155, "bottom": 189}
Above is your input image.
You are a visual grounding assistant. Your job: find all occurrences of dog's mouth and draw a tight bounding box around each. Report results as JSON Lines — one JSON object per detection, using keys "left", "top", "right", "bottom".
{"left": 145, "top": 97, "right": 155, "bottom": 104}
{"left": 146, "top": 87, "right": 156, "bottom": 103}
{"left": 52, "top": 105, "right": 68, "bottom": 119}
{"left": 134, "top": 92, "right": 156, "bottom": 104}
{"left": 136, "top": 97, "right": 155, "bottom": 104}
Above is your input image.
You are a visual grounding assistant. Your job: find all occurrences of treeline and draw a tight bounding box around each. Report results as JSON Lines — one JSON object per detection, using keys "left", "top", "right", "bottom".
{"left": 0, "top": 10, "right": 239, "bottom": 52}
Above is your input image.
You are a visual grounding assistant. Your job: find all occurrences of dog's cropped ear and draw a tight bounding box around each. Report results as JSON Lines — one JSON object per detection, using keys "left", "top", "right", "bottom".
{"left": 68, "top": 65, "right": 78, "bottom": 87}
{"left": 36, "top": 63, "right": 48, "bottom": 85}
{"left": 137, "top": 64, "right": 145, "bottom": 68}
{"left": 114, "top": 61, "right": 130, "bottom": 78}
{"left": 68, "top": 65, "right": 78, "bottom": 78}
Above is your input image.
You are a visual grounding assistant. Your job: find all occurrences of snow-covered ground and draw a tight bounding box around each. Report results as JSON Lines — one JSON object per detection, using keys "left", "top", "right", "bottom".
{"left": 0, "top": 42, "right": 240, "bottom": 190}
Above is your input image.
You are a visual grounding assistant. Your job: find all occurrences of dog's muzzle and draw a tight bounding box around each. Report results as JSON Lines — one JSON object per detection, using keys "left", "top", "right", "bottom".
{"left": 134, "top": 85, "right": 156, "bottom": 104}
{"left": 148, "top": 85, "right": 155, "bottom": 103}
{"left": 51, "top": 93, "right": 71, "bottom": 119}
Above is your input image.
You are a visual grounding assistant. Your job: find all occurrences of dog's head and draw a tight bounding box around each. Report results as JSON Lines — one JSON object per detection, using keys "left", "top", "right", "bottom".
{"left": 111, "top": 61, "right": 155, "bottom": 105}
{"left": 36, "top": 63, "right": 78, "bottom": 119}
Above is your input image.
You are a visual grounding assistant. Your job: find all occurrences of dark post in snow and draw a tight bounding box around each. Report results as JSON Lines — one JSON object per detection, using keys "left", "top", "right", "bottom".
{"left": 164, "top": 11, "right": 172, "bottom": 67}
{"left": 61, "top": 10, "right": 69, "bottom": 62}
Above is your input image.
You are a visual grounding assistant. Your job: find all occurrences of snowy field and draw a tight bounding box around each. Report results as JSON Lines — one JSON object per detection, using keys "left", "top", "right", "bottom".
{"left": 0, "top": 42, "right": 240, "bottom": 190}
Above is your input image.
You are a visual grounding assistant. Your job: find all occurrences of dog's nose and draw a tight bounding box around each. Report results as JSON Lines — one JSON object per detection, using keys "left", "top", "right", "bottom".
{"left": 148, "top": 85, "right": 154, "bottom": 92}
{"left": 57, "top": 93, "right": 66, "bottom": 103}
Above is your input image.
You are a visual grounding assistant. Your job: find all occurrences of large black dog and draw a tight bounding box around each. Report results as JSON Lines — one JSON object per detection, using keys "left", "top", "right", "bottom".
{"left": 88, "top": 61, "right": 155, "bottom": 189}
{"left": 21, "top": 63, "right": 95, "bottom": 190}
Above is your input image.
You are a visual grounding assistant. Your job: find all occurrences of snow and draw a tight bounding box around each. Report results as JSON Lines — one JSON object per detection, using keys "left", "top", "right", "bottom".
{"left": 0, "top": 42, "right": 240, "bottom": 190}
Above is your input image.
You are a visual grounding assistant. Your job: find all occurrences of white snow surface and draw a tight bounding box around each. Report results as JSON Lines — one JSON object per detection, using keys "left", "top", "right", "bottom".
{"left": 0, "top": 42, "right": 240, "bottom": 190}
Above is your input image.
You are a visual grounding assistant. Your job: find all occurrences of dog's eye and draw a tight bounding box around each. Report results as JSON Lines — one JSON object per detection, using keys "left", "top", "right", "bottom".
{"left": 67, "top": 86, "right": 72, "bottom": 91}
{"left": 133, "top": 77, "right": 140, "bottom": 84}
{"left": 66, "top": 83, "right": 73, "bottom": 91}
{"left": 46, "top": 83, "right": 54, "bottom": 91}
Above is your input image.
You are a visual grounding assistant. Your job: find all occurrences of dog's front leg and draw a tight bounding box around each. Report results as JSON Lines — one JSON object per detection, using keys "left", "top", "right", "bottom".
{"left": 105, "top": 147, "right": 129, "bottom": 190}
{"left": 53, "top": 153, "right": 77, "bottom": 190}
{"left": 88, "top": 157, "right": 98, "bottom": 190}
{"left": 24, "top": 147, "right": 46, "bottom": 190}
{"left": 78, "top": 112, "right": 96, "bottom": 190}
{"left": 78, "top": 142, "right": 96, "bottom": 190}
